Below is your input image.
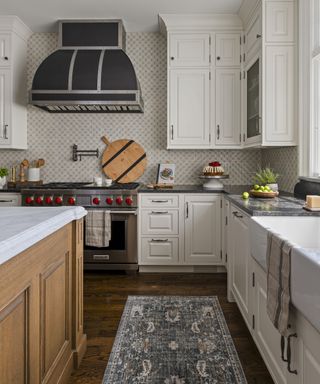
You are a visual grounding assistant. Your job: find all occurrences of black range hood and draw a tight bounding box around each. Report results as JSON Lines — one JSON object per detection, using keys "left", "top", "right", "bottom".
{"left": 30, "top": 20, "right": 144, "bottom": 113}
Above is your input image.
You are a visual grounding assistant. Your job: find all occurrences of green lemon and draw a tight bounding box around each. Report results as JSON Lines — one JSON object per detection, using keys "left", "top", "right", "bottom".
{"left": 264, "top": 186, "right": 271, "bottom": 191}
{"left": 242, "top": 192, "right": 250, "bottom": 199}
{"left": 253, "top": 184, "right": 260, "bottom": 190}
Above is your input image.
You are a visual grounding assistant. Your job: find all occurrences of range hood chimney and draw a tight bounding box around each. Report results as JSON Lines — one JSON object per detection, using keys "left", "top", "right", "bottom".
{"left": 30, "top": 20, "right": 144, "bottom": 113}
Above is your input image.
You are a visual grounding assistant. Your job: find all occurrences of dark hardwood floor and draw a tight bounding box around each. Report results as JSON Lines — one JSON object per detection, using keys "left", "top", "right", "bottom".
{"left": 69, "top": 272, "right": 274, "bottom": 384}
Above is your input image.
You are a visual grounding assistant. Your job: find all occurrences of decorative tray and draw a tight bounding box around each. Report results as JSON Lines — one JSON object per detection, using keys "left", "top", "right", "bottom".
{"left": 249, "top": 190, "right": 279, "bottom": 198}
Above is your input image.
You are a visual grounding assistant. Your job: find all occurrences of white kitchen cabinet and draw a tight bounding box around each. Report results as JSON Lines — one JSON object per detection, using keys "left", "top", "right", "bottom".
{"left": 169, "top": 33, "right": 210, "bottom": 67}
{"left": 0, "top": 69, "right": 10, "bottom": 145}
{"left": 265, "top": 1, "right": 295, "bottom": 43}
{"left": 229, "top": 205, "right": 251, "bottom": 327}
{"left": 184, "top": 195, "right": 221, "bottom": 265}
{"left": 264, "top": 45, "right": 295, "bottom": 144}
{"left": 252, "top": 259, "right": 288, "bottom": 384}
{"left": 0, "top": 17, "right": 31, "bottom": 149}
{"left": 215, "top": 69, "right": 241, "bottom": 146}
{"left": 168, "top": 68, "right": 211, "bottom": 149}
{"left": 139, "top": 193, "right": 222, "bottom": 267}
{"left": 215, "top": 33, "right": 241, "bottom": 67}
{"left": 241, "top": 0, "right": 297, "bottom": 147}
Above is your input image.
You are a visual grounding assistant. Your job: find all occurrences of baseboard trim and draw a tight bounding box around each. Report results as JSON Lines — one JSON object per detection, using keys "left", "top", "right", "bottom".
{"left": 138, "top": 265, "right": 227, "bottom": 273}
{"left": 73, "top": 334, "right": 87, "bottom": 369}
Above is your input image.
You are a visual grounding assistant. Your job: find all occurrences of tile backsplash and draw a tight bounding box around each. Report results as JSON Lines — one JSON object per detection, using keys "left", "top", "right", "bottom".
{"left": 0, "top": 32, "right": 265, "bottom": 185}
{"left": 261, "top": 147, "right": 298, "bottom": 192}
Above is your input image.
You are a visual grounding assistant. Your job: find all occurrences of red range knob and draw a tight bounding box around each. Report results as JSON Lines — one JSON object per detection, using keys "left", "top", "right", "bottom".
{"left": 116, "top": 196, "right": 123, "bottom": 205}
{"left": 35, "top": 196, "right": 43, "bottom": 205}
{"left": 25, "top": 196, "right": 33, "bottom": 205}
{"left": 45, "top": 196, "right": 53, "bottom": 204}
{"left": 55, "top": 196, "right": 63, "bottom": 204}
{"left": 125, "top": 197, "right": 133, "bottom": 206}
{"left": 106, "top": 197, "right": 113, "bottom": 205}
{"left": 92, "top": 197, "right": 100, "bottom": 205}
{"left": 68, "top": 197, "right": 76, "bottom": 205}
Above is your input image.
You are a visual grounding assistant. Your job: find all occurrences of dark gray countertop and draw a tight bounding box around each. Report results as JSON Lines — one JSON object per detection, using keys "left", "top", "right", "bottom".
{"left": 0, "top": 188, "right": 21, "bottom": 193}
{"left": 139, "top": 184, "right": 318, "bottom": 216}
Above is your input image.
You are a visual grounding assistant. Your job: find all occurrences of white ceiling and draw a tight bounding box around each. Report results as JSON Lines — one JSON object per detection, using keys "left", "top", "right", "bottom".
{"left": 0, "top": 0, "right": 243, "bottom": 33}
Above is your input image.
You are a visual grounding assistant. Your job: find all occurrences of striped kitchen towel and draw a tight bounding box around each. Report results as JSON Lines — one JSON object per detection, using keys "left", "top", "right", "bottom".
{"left": 266, "top": 231, "right": 294, "bottom": 336}
{"left": 85, "top": 210, "right": 111, "bottom": 247}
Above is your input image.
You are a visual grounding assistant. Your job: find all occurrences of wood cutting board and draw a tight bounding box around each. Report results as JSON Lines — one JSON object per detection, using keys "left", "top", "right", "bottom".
{"left": 101, "top": 136, "right": 147, "bottom": 183}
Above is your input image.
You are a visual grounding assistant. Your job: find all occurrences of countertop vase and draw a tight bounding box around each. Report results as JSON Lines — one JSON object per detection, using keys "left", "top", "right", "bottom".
{"left": 266, "top": 183, "right": 278, "bottom": 192}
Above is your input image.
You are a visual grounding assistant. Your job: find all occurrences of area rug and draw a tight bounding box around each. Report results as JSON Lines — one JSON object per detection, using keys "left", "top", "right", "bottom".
{"left": 103, "top": 296, "right": 247, "bottom": 383}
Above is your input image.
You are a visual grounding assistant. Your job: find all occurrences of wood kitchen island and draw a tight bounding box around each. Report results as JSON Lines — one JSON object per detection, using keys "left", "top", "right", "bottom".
{"left": 0, "top": 207, "right": 87, "bottom": 384}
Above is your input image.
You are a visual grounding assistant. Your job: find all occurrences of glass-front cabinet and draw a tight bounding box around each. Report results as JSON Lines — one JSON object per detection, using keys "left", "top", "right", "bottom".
{"left": 244, "top": 55, "right": 262, "bottom": 146}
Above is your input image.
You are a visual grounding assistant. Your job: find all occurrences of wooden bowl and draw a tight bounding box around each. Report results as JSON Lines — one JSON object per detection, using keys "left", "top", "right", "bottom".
{"left": 249, "top": 190, "right": 279, "bottom": 198}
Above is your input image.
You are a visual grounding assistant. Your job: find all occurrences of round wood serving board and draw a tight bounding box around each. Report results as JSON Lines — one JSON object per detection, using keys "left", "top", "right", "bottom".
{"left": 101, "top": 136, "right": 147, "bottom": 183}
{"left": 249, "top": 190, "right": 279, "bottom": 198}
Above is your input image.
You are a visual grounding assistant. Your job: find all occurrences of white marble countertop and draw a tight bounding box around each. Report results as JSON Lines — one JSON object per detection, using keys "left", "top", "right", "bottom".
{"left": 0, "top": 206, "right": 87, "bottom": 266}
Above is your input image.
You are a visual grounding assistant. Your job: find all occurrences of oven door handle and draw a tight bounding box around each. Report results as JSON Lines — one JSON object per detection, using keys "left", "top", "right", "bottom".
{"left": 109, "top": 210, "right": 137, "bottom": 215}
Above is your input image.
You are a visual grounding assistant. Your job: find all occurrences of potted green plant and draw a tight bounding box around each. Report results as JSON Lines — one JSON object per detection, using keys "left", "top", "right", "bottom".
{"left": 254, "top": 167, "right": 280, "bottom": 191}
{"left": 0, "top": 168, "right": 9, "bottom": 189}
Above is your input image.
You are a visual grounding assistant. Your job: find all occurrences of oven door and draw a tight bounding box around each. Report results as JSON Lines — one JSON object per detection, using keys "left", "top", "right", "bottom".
{"left": 83, "top": 210, "right": 137, "bottom": 270}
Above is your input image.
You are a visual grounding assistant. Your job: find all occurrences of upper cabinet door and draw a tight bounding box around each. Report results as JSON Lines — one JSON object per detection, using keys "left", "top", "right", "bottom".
{"left": 169, "top": 68, "right": 210, "bottom": 148}
{"left": 245, "top": 10, "right": 262, "bottom": 60}
{"left": 215, "top": 34, "right": 241, "bottom": 67}
{"left": 265, "top": 1, "right": 295, "bottom": 43}
{"left": 0, "top": 34, "right": 11, "bottom": 67}
{"left": 215, "top": 68, "right": 241, "bottom": 146}
{"left": 264, "top": 46, "right": 296, "bottom": 144}
{"left": 169, "top": 34, "right": 210, "bottom": 67}
{"left": 0, "top": 69, "right": 11, "bottom": 145}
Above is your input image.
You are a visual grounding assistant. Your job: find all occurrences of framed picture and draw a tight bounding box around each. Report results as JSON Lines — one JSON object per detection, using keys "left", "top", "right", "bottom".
{"left": 156, "top": 163, "right": 175, "bottom": 185}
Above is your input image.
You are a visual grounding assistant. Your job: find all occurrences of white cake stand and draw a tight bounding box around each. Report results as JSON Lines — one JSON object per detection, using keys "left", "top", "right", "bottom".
{"left": 199, "top": 175, "right": 230, "bottom": 190}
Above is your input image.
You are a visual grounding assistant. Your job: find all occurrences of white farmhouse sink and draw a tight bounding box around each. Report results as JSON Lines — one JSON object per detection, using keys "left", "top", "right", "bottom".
{"left": 249, "top": 216, "right": 320, "bottom": 332}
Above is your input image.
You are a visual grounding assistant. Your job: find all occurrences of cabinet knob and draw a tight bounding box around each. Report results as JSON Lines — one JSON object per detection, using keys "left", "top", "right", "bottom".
{"left": 256, "top": 34, "right": 262, "bottom": 39}
{"left": 217, "top": 56, "right": 221, "bottom": 61}
{"left": 170, "top": 56, "right": 175, "bottom": 60}
{"left": 3, "top": 56, "right": 8, "bottom": 60}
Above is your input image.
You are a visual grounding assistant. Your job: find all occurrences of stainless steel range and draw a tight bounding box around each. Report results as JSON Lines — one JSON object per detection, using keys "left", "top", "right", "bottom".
{"left": 21, "top": 182, "right": 139, "bottom": 271}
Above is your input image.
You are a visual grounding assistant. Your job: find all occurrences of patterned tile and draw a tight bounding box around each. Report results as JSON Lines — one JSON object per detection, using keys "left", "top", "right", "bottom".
{"left": 0, "top": 32, "right": 262, "bottom": 185}
{"left": 261, "top": 147, "right": 298, "bottom": 192}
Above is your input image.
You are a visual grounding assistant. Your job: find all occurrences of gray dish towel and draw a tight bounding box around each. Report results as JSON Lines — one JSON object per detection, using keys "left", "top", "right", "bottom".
{"left": 85, "top": 210, "right": 111, "bottom": 248}
{"left": 266, "top": 231, "right": 294, "bottom": 336}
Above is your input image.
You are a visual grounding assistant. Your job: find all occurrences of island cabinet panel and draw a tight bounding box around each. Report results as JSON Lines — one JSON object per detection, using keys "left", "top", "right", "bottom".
{"left": 0, "top": 291, "right": 28, "bottom": 384}
{"left": 41, "top": 253, "right": 71, "bottom": 383}
{"left": 0, "top": 219, "right": 86, "bottom": 384}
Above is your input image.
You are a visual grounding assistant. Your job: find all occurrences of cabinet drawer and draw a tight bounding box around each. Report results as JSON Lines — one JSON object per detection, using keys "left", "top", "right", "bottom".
{"left": 141, "top": 210, "right": 179, "bottom": 235}
{"left": 140, "top": 194, "right": 179, "bottom": 208}
{"left": 0, "top": 193, "right": 21, "bottom": 206}
{"left": 169, "top": 34, "right": 210, "bottom": 67}
{"left": 141, "top": 237, "right": 179, "bottom": 265}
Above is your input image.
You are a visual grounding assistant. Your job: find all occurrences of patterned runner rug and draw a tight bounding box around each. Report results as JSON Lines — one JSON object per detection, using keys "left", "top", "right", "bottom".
{"left": 103, "top": 296, "right": 247, "bottom": 383}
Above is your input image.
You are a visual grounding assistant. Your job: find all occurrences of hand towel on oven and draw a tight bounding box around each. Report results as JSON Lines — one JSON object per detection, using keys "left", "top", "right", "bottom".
{"left": 85, "top": 210, "right": 111, "bottom": 247}
{"left": 266, "top": 230, "right": 294, "bottom": 336}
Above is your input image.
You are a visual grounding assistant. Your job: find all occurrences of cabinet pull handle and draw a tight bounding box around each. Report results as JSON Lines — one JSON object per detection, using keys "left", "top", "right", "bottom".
{"left": 151, "top": 211, "right": 168, "bottom": 214}
{"left": 186, "top": 202, "right": 189, "bottom": 219}
{"left": 280, "top": 336, "right": 288, "bottom": 362}
{"left": 232, "top": 211, "right": 243, "bottom": 219}
{"left": 3, "top": 124, "right": 8, "bottom": 139}
{"left": 243, "top": 133, "right": 246, "bottom": 142}
{"left": 151, "top": 200, "right": 169, "bottom": 203}
{"left": 0, "top": 199, "right": 13, "bottom": 203}
{"left": 171, "top": 125, "right": 174, "bottom": 140}
{"left": 151, "top": 239, "right": 169, "bottom": 243}
{"left": 217, "top": 125, "right": 220, "bottom": 140}
{"left": 287, "top": 333, "right": 298, "bottom": 375}
{"left": 256, "top": 34, "right": 262, "bottom": 39}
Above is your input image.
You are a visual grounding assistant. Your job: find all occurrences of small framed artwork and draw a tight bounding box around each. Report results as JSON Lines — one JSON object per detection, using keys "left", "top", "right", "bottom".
{"left": 156, "top": 163, "right": 175, "bottom": 185}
